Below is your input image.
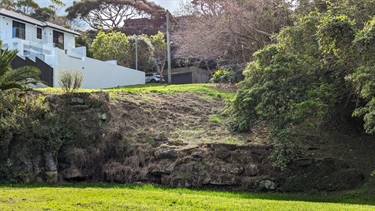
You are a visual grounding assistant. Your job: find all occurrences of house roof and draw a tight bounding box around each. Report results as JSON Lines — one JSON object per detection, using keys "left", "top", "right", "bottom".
{"left": 0, "top": 9, "right": 80, "bottom": 36}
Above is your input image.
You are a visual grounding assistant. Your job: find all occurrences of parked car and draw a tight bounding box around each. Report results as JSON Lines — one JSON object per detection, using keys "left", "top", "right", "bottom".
{"left": 145, "top": 73, "right": 164, "bottom": 83}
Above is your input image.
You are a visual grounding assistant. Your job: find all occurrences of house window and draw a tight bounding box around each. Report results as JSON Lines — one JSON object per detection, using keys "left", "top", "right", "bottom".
{"left": 53, "top": 30, "right": 64, "bottom": 49}
{"left": 12, "top": 21, "right": 25, "bottom": 39}
{"left": 37, "top": 28, "right": 42, "bottom": 39}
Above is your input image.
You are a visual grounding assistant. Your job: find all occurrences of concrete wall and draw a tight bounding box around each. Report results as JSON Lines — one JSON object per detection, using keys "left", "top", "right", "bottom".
{"left": 0, "top": 15, "right": 12, "bottom": 40}
{"left": 43, "top": 28, "right": 53, "bottom": 44}
{"left": 53, "top": 49, "right": 145, "bottom": 89}
{"left": 24, "top": 23, "right": 40, "bottom": 43}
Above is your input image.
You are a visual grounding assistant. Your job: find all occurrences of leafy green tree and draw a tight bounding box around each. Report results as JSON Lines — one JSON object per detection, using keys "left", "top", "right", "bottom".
{"left": 90, "top": 31, "right": 158, "bottom": 71}
{"left": 294, "top": 0, "right": 375, "bottom": 27}
{"left": 0, "top": 0, "right": 67, "bottom": 23}
{"left": 149, "top": 31, "right": 167, "bottom": 75}
{"left": 15, "top": 0, "right": 39, "bottom": 15}
{"left": 90, "top": 31, "right": 131, "bottom": 67}
{"left": 0, "top": 0, "right": 15, "bottom": 10}
{"left": 345, "top": 17, "right": 375, "bottom": 134}
{"left": 0, "top": 40, "right": 40, "bottom": 91}
{"left": 30, "top": 7, "right": 56, "bottom": 21}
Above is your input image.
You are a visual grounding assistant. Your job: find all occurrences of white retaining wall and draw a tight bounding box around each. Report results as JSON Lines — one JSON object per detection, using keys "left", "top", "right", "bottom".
{"left": 53, "top": 49, "right": 145, "bottom": 89}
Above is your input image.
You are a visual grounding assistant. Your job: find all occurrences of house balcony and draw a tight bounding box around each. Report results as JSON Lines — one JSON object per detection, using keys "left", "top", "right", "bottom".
{"left": 0, "top": 27, "right": 55, "bottom": 54}
{"left": 1, "top": 27, "right": 87, "bottom": 66}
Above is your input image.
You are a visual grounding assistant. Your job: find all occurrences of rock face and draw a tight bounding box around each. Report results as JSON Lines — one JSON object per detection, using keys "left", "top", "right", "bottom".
{"left": 146, "top": 144, "right": 273, "bottom": 190}
{"left": 94, "top": 142, "right": 275, "bottom": 191}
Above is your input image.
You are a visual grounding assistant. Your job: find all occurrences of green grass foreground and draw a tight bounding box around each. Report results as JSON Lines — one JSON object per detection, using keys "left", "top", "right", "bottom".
{"left": 39, "top": 84, "right": 236, "bottom": 100}
{"left": 0, "top": 184, "right": 374, "bottom": 211}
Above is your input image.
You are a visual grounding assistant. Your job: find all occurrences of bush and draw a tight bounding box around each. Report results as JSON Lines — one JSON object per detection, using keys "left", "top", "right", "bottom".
{"left": 211, "top": 69, "right": 234, "bottom": 83}
{"left": 0, "top": 91, "right": 75, "bottom": 181}
{"left": 229, "top": 14, "right": 357, "bottom": 169}
{"left": 58, "top": 71, "right": 84, "bottom": 93}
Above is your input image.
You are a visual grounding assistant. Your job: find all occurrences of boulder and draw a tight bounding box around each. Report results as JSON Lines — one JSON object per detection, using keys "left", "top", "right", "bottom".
{"left": 202, "top": 175, "right": 242, "bottom": 186}
{"left": 259, "top": 180, "right": 276, "bottom": 190}
{"left": 45, "top": 171, "right": 58, "bottom": 184}
{"left": 61, "top": 167, "right": 85, "bottom": 181}
{"left": 244, "top": 164, "right": 260, "bottom": 176}
{"left": 149, "top": 160, "right": 175, "bottom": 175}
{"left": 154, "top": 147, "right": 182, "bottom": 160}
{"left": 213, "top": 164, "right": 244, "bottom": 175}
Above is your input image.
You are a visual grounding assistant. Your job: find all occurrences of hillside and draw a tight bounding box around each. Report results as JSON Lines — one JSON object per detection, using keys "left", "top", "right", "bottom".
{"left": 45, "top": 84, "right": 273, "bottom": 190}
{"left": 0, "top": 84, "right": 374, "bottom": 194}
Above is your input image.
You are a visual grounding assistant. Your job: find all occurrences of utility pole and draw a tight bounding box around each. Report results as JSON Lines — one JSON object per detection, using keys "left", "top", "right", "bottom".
{"left": 166, "top": 10, "right": 172, "bottom": 84}
{"left": 135, "top": 35, "right": 138, "bottom": 70}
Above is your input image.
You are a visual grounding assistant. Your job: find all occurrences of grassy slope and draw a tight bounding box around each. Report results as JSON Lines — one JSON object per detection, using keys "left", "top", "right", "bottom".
{"left": 0, "top": 184, "right": 374, "bottom": 211}
{"left": 40, "top": 84, "right": 236, "bottom": 100}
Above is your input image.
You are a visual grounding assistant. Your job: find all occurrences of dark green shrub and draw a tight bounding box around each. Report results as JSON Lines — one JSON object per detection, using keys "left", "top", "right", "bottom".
{"left": 0, "top": 91, "right": 75, "bottom": 181}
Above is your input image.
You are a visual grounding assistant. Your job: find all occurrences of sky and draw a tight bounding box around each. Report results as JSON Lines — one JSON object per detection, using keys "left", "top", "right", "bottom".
{"left": 153, "top": 0, "right": 182, "bottom": 13}
{"left": 35, "top": 0, "right": 183, "bottom": 14}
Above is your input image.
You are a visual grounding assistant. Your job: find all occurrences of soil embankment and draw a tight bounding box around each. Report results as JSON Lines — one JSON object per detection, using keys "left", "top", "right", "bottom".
{"left": 7, "top": 92, "right": 375, "bottom": 192}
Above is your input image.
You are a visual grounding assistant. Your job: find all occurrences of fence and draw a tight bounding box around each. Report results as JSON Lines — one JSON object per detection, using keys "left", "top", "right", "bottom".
{"left": 163, "top": 72, "right": 193, "bottom": 84}
{"left": 11, "top": 55, "right": 54, "bottom": 86}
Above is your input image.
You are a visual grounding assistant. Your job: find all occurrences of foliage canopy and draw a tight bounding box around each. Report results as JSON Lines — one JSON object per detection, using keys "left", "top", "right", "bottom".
{"left": 66, "top": 0, "right": 166, "bottom": 30}
{"left": 230, "top": 0, "right": 375, "bottom": 168}
{"left": 90, "top": 30, "right": 168, "bottom": 72}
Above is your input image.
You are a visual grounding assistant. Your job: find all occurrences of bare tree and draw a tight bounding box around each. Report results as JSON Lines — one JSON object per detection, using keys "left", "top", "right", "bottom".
{"left": 174, "top": 0, "right": 292, "bottom": 63}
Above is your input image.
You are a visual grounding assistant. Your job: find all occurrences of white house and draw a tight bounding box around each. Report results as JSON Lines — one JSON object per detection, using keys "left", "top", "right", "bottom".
{"left": 0, "top": 9, "right": 145, "bottom": 88}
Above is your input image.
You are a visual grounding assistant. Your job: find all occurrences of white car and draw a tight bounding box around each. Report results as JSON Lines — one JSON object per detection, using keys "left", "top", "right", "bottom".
{"left": 145, "top": 73, "right": 164, "bottom": 83}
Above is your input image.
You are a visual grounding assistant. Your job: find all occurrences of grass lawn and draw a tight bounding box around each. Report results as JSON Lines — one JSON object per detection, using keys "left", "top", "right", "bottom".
{"left": 0, "top": 184, "right": 374, "bottom": 211}
{"left": 39, "top": 83, "right": 236, "bottom": 100}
